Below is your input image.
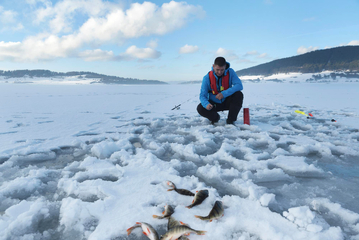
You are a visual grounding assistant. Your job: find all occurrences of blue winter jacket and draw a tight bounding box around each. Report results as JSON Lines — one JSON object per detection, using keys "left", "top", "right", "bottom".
{"left": 200, "top": 62, "right": 243, "bottom": 108}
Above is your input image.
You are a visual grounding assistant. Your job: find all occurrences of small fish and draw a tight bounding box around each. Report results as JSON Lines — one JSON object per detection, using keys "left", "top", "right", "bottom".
{"left": 195, "top": 200, "right": 224, "bottom": 221}
{"left": 160, "top": 225, "right": 206, "bottom": 240}
{"left": 127, "top": 222, "right": 159, "bottom": 240}
{"left": 166, "top": 181, "right": 195, "bottom": 196}
{"left": 167, "top": 217, "right": 190, "bottom": 240}
{"left": 186, "top": 190, "right": 209, "bottom": 209}
{"left": 153, "top": 204, "right": 175, "bottom": 219}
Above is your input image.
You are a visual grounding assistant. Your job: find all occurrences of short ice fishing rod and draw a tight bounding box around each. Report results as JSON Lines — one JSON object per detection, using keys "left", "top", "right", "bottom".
{"left": 171, "top": 95, "right": 199, "bottom": 110}
{"left": 294, "top": 110, "right": 336, "bottom": 122}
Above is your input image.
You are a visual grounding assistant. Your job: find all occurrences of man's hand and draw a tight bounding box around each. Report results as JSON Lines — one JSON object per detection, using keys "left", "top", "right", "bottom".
{"left": 216, "top": 93, "right": 224, "bottom": 100}
{"left": 206, "top": 104, "right": 213, "bottom": 110}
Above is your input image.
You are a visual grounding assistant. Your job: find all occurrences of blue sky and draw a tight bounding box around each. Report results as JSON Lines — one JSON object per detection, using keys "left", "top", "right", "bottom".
{"left": 1, "top": 0, "right": 358, "bottom": 81}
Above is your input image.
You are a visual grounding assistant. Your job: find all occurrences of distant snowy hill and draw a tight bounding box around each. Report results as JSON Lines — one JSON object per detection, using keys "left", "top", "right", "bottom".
{"left": 239, "top": 71, "right": 359, "bottom": 83}
{"left": 236, "top": 45, "right": 359, "bottom": 76}
{"left": 0, "top": 69, "right": 167, "bottom": 85}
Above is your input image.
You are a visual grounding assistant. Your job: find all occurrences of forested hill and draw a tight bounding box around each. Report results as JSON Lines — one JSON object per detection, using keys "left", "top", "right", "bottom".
{"left": 0, "top": 70, "right": 167, "bottom": 85}
{"left": 236, "top": 46, "right": 359, "bottom": 76}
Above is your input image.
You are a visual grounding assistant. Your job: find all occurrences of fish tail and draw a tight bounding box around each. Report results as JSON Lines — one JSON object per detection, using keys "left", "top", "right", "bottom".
{"left": 194, "top": 215, "right": 206, "bottom": 220}
{"left": 195, "top": 230, "right": 206, "bottom": 235}
{"left": 166, "top": 181, "right": 176, "bottom": 190}
{"left": 126, "top": 227, "right": 133, "bottom": 235}
{"left": 126, "top": 225, "right": 139, "bottom": 235}
{"left": 152, "top": 215, "right": 164, "bottom": 219}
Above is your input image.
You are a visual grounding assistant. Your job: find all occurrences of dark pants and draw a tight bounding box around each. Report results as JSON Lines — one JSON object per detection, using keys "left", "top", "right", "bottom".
{"left": 197, "top": 91, "right": 244, "bottom": 123}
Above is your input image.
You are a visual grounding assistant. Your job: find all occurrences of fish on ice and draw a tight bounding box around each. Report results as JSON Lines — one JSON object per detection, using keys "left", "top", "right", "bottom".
{"left": 166, "top": 181, "right": 195, "bottom": 196}
{"left": 153, "top": 204, "right": 175, "bottom": 219}
{"left": 186, "top": 189, "right": 209, "bottom": 208}
{"left": 127, "top": 222, "right": 159, "bottom": 240}
{"left": 167, "top": 216, "right": 190, "bottom": 240}
{"left": 195, "top": 200, "right": 224, "bottom": 221}
{"left": 160, "top": 225, "right": 206, "bottom": 240}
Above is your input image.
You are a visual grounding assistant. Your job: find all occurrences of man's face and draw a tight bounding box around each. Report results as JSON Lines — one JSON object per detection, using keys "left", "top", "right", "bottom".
{"left": 213, "top": 64, "right": 226, "bottom": 77}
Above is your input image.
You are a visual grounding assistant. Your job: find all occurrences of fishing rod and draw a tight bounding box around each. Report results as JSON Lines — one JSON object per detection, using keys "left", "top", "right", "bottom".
{"left": 294, "top": 110, "right": 336, "bottom": 122}
{"left": 171, "top": 95, "right": 199, "bottom": 110}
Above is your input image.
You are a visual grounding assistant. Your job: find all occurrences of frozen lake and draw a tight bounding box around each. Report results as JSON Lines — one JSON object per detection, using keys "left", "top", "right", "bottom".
{"left": 1, "top": 82, "right": 359, "bottom": 240}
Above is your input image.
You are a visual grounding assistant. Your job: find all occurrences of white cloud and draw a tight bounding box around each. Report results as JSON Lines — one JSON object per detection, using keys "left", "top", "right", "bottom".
{"left": 0, "top": 1, "right": 204, "bottom": 62}
{"left": 122, "top": 45, "right": 161, "bottom": 60}
{"left": 78, "top": 45, "right": 162, "bottom": 62}
{"left": 348, "top": 40, "right": 359, "bottom": 46}
{"left": 0, "top": 41, "right": 22, "bottom": 61}
{"left": 34, "top": 0, "right": 113, "bottom": 34}
{"left": 78, "top": 49, "right": 115, "bottom": 61}
{"left": 297, "top": 46, "right": 319, "bottom": 55}
{"left": 244, "top": 50, "right": 258, "bottom": 56}
{"left": 147, "top": 40, "right": 159, "bottom": 49}
{"left": 258, "top": 53, "right": 268, "bottom": 58}
{"left": 0, "top": 7, "right": 24, "bottom": 31}
{"left": 179, "top": 44, "right": 199, "bottom": 54}
{"left": 34, "top": 0, "right": 204, "bottom": 36}
{"left": 26, "top": 0, "right": 51, "bottom": 5}
{"left": 216, "top": 47, "right": 239, "bottom": 61}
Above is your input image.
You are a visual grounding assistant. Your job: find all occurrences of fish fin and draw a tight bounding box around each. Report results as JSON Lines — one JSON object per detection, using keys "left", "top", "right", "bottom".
{"left": 210, "top": 220, "right": 212, "bottom": 222}
{"left": 184, "top": 233, "right": 191, "bottom": 236}
{"left": 153, "top": 215, "right": 159, "bottom": 218}
{"left": 179, "top": 221, "right": 189, "bottom": 227}
{"left": 167, "top": 189, "right": 174, "bottom": 191}
{"left": 143, "top": 231, "right": 148, "bottom": 236}
{"left": 136, "top": 222, "right": 141, "bottom": 224}
{"left": 162, "top": 210, "right": 165, "bottom": 214}
{"left": 192, "top": 200, "right": 194, "bottom": 203}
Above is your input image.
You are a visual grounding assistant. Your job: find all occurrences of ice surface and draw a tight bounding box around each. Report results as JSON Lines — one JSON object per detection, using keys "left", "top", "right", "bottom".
{"left": 1, "top": 81, "right": 359, "bottom": 239}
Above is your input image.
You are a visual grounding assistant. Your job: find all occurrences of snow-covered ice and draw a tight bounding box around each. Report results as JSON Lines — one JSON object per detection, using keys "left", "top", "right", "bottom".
{"left": 1, "top": 80, "right": 359, "bottom": 240}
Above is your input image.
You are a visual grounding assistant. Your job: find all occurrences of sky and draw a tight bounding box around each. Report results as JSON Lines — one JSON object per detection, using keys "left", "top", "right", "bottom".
{"left": 0, "top": 0, "right": 359, "bottom": 82}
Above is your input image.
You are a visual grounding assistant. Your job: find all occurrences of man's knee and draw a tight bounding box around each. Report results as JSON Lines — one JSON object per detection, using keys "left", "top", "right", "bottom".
{"left": 233, "top": 91, "right": 244, "bottom": 100}
{"left": 230, "top": 91, "right": 244, "bottom": 106}
{"left": 197, "top": 103, "right": 206, "bottom": 115}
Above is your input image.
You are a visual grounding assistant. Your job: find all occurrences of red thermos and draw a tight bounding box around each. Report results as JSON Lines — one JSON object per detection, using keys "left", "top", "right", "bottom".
{"left": 243, "top": 108, "right": 250, "bottom": 125}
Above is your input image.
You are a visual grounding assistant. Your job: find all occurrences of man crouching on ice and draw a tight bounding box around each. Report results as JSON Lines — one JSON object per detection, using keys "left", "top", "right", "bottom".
{"left": 197, "top": 56, "right": 244, "bottom": 125}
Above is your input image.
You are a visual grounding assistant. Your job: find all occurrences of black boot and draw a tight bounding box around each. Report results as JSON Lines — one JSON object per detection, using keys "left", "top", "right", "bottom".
{"left": 211, "top": 114, "right": 220, "bottom": 125}
{"left": 226, "top": 118, "right": 235, "bottom": 125}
